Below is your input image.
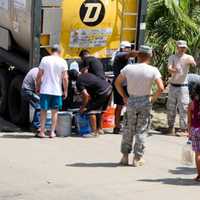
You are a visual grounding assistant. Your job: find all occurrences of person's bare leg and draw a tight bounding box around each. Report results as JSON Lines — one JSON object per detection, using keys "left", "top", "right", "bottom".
{"left": 114, "top": 105, "right": 123, "bottom": 134}
{"left": 50, "top": 109, "right": 58, "bottom": 138}
{"left": 39, "top": 110, "right": 47, "bottom": 137}
{"left": 89, "top": 114, "right": 98, "bottom": 135}
{"left": 96, "top": 113, "right": 104, "bottom": 134}
{"left": 195, "top": 152, "right": 200, "bottom": 181}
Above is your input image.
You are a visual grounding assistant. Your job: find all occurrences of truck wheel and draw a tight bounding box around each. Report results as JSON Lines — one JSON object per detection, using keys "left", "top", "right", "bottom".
{"left": 8, "top": 75, "right": 29, "bottom": 125}
{"left": 0, "top": 69, "right": 8, "bottom": 115}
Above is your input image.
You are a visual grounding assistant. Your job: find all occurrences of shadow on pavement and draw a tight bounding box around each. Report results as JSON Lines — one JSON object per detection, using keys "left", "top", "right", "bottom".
{"left": 169, "top": 167, "right": 196, "bottom": 175}
{"left": 138, "top": 178, "right": 200, "bottom": 186}
{"left": 0, "top": 134, "right": 36, "bottom": 139}
{"left": 66, "top": 162, "right": 120, "bottom": 168}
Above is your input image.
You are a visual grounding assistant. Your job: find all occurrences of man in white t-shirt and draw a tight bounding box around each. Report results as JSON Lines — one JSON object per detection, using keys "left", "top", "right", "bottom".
{"left": 167, "top": 40, "right": 196, "bottom": 136}
{"left": 115, "top": 45, "right": 164, "bottom": 167}
{"left": 36, "top": 45, "right": 68, "bottom": 138}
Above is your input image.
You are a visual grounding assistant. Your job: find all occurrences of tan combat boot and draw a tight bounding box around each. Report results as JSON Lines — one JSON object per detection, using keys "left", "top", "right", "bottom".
{"left": 132, "top": 156, "right": 145, "bottom": 167}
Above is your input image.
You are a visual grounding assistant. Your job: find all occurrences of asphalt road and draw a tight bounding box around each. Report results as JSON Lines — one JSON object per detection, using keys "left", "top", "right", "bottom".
{"left": 0, "top": 130, "right": 199, "bottom": 200}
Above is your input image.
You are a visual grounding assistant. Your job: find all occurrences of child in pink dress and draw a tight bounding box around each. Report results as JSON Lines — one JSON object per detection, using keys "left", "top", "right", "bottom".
{"left": 188, "top": 83, "right": 200, "bottom": 181}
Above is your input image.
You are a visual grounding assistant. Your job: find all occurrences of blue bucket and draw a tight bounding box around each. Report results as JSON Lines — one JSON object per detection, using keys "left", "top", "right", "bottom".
{"left": 74, "top": 113, "right": 92, "bottom": 136}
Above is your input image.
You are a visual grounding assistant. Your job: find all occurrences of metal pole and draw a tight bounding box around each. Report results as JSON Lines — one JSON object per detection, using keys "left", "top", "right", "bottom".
{"left": 29, "top": 0, "right": 41, "bottom": 69}
{"left": 136, "top": 0, "right": 147, "bottom": 50}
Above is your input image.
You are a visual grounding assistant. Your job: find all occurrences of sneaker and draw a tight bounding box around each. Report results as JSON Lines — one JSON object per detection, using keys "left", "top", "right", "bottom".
{"left": 37, "top": 133, "right": 46, "bottom": 138}
{"left": 165, "top": 127, "right": 176, "bottom": 135}
{"left": 113, "top": 127, "right": 121, "bottom": 134}
{"left": 98, "top": 129, "right": 105, "bottom": 135}
{"left": 82, "top": 133, "right": 97, "bottom": 138}
{"left": 132, "top": 156, "right": 145, "bottom": 167}
{"left": 119, "top": 154, "right": 129, "bottom": 166}
{"left": 175, "top": 131, "right": 188, "bottom": 137}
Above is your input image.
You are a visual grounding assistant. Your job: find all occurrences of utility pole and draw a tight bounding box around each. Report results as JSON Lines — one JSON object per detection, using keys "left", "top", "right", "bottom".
{"left": 136, "top": 0, "right": 148, "bottom": 49}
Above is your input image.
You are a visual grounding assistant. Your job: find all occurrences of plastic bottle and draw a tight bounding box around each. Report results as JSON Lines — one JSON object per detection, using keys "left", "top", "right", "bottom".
{"left": 181, "top": 140, "right": 194, "bottom": 165}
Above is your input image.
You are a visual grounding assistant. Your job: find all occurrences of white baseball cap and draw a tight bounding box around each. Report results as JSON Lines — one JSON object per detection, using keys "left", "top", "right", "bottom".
{"left": 120, "top": 41, "right": 131, "bottom": 49}
{"left": 176, "top": 40, "right": 188, "bottom": 48}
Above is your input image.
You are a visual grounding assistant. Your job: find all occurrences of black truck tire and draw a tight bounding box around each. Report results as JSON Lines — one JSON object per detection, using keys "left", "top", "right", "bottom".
{"left": 0, "top": 69, "right": 8, "bottom": 115}
{"left": 8, "top": 75, "right": 29, "bottom": 125}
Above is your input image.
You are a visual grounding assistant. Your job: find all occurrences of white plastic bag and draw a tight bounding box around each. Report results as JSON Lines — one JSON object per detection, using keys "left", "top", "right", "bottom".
{"left": 181, "top": 140, "right": 194, "bottom": 165}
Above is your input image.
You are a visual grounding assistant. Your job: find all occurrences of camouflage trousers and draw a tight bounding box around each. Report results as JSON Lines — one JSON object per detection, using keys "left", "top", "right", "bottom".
{"left": 167, "top": 85, "right": 189, "bottom": 130}
{"left": 121, "top": 96, "right": 152, "bottom": 157}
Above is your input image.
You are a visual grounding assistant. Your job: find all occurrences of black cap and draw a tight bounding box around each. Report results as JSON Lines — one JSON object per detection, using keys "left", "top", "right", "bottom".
{"left": 68, "top": 69, "right": 79, "bottom": 81}
{"left": 79, "top": 49, "right": 89, "bottom": 58}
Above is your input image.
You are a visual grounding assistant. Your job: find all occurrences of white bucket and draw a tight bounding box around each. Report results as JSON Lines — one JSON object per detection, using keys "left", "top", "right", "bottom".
{"left": 56, "top": 111, "right": 73, "bottom": 137}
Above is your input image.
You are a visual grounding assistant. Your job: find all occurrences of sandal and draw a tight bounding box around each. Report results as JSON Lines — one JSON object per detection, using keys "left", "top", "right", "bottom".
{"left": 49, "top": 132, "right": 56, "bottom": 138}
{"left": 36, "top": 133, "right": 46, "bottom": 138}
{"left": 194, "top": 175, "right": 200, "bottom": 181}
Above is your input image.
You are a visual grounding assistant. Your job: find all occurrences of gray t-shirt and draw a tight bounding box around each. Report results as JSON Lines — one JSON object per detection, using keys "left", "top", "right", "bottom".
{"left": 22, "top": 67, "right": 39, "bottom": 91}
{"left": 121, "top": 63, "right": 161, "bottom": 96}
{"left": 168, "top": 53, "right": 195, "bottom": 84}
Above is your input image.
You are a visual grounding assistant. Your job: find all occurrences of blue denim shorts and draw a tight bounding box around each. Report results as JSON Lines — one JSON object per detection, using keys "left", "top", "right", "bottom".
{"left": 40, "top": 94, "right": 62, "bottom": 110}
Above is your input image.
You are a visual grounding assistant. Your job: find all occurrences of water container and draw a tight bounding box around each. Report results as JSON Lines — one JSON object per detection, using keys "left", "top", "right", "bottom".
{"left": 29, "top": 104, "right": 51, "bottom": 130}
{"left": 56, "top": 111, "right": 73, "bottom": 137}
{"left": 74, "top": 113, "right": 92, "bottom": 136}
{"left": 102, "top": 106, "right": 115, "bottom": 129}
{"left": 45, "top": 111, "right": 52, "bottom": 130}
{"left": 181, "top": 140, "right": 194, "bottom": 165}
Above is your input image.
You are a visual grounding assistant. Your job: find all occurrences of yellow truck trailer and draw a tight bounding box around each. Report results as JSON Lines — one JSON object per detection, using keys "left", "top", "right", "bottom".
{"left": 0, "top": 0, "right": 147, "bottom": 124}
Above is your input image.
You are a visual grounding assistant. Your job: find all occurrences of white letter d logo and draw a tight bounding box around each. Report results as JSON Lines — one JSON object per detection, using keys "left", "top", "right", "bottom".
{"left": 83, "top": 3, "right": 102, "bottom": 23}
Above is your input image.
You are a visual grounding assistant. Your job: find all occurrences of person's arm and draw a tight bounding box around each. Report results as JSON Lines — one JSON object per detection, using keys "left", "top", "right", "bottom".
{"left": 117, "top": 50, "right": 137, "bottom": 60}
{"left": 35, "top": 68, "right": 44, "bottom": 94}
{"left": 189, "top": 56, "right": 197, "bottom": 66}
{"left": 62, "top": 70, "right": 68, "bottom": 99}
{"left": 151, "top": 78, "right": 164, "bottom": 103}
{"left": 80, "top": 89, "right": 90, "bottom": 113}
{"left": 188, "top": 102, "right": 192, "bottom": 138}
{"left": 168, "top": 55, "right": 177, "bottom": 75}
{"left": 168, "top": 65, "right": 177, "bottom": 74}
{"left": 115, "top": 73, "right": 128, "bottom": 105}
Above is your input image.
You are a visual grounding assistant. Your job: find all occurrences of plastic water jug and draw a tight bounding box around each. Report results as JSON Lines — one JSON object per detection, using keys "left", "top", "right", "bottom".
{"left": 181, "top": 140, "right": 194, "bottom": 166}
{"left": 29, "top": 104, "right": 51, "bottom": 130}
{"left": 102, "top": 106, "right": 115, "bottom": 129}
{"left": 75, "top": 113, "right": 91, "bottom": 136}
{"left": 45, "top": 111, "right": 52, "bottom": 130}
{"left": 56, "top": 111, "right": 73, "bottom": 137}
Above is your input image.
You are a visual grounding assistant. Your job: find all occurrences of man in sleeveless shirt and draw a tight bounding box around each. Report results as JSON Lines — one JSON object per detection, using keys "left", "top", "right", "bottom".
{"left": 167, "top": 40, "right": 196, "bottom": 136}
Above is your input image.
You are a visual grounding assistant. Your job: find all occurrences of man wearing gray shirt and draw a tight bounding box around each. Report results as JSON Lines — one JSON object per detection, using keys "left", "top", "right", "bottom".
{"left": 115, "top": 45, "right": 164, "bottom": 167}
{"left": 21, "top": 67, "right": 40, "bottom": 130}
{"left": 167, "top": 40, "right": 196, "bottom": 136}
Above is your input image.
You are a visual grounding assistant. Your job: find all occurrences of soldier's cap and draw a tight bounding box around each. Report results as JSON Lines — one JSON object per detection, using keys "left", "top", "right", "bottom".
{"left": 138, "top": 45, "right": 153, "bottom": 55}
{"left": 120, "top": 41, "right": 131, "bottom": 49}
{"left": 176, "top": 40, "right": 188, "bottom": 48}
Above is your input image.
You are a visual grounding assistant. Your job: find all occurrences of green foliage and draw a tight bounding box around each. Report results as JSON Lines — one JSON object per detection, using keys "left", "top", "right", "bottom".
{"left": 146, "top": 0, "right": 200, "bottom": 81}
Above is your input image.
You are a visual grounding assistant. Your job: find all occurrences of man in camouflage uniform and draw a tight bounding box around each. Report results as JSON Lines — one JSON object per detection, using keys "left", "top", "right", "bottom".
{"left": 115, "top": 45, "right": 164, "bottom": 167}
{"left": 167, "top": 40, "right": 196, "bottom": 136}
